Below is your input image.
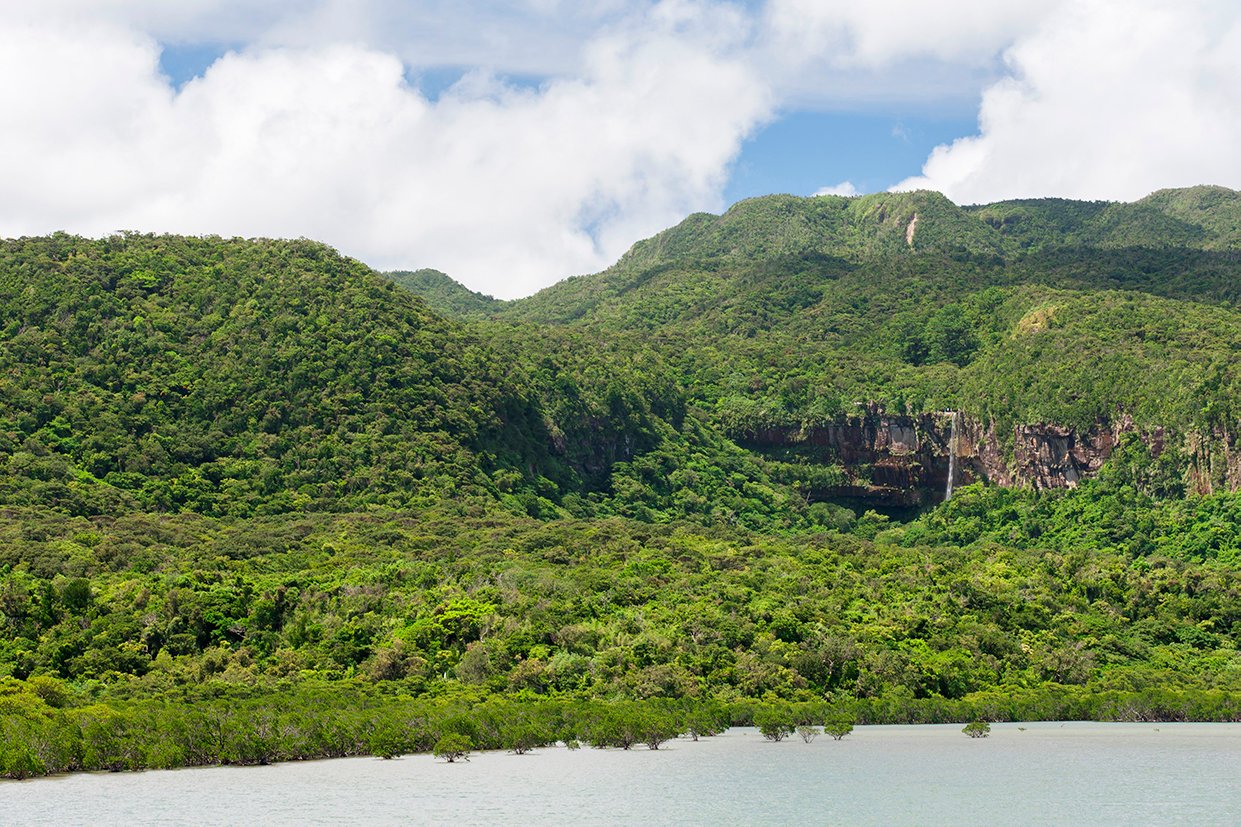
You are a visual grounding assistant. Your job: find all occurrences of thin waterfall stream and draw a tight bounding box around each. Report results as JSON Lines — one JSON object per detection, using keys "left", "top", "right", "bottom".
{"left": 945, "top": 411, "right": 958, "bottom": 501}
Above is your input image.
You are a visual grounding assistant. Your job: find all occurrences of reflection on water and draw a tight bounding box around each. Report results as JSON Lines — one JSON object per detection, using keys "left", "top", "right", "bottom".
{"left": 3, "top": 722, "right": 1240, "bottom": 826}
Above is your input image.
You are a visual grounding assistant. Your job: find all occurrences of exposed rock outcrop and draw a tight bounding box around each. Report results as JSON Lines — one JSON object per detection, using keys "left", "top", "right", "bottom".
{"left": 1186, "top": 424, "right": 1241, "bottom": 495}
{"left": 953, "top": 417, "right": 1132, "bottom": 490}
{"left": 736, "top": 410, "right": 1235, "bottom": 508}
{"left": 742, "top": 413, "right": 951, "bottom": 506}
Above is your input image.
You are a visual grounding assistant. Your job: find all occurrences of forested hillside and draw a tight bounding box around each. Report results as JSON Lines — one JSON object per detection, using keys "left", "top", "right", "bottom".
{"left": 2, "top": 188, "right": 1240, "bottom": 778}
{"left": 385, "top": 269, "right": 499, "bottom": 318}
{"left": 0, "top": 234, "right": 704, "bottom": 521}
{"left": 490, "top": 187, "right": 1240, "bottom": 505}
{"left": 501, "top": 187, "right": 1240, "bottom": 436}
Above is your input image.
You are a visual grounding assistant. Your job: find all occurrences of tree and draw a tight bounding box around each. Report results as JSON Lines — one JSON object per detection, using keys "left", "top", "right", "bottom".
{"left": 758, "top": 720, "right": 793, "bottom": 742}
{"left": 503, "top": 722, "right": 554, "bottom": 755}
{"left": 685, "top": 706, "right": 728, "bottom": 741}
{"left": 755, "top": 707, "right": 795, "bottom": 742}
{"left": 924, "top": 307, "right": 979, "bottom": 367}
{"left": 824, "top": 717, "right": 854, "bottom": 741}
{"left": 433, "top": 733, "right": 472, "bottom": 762}
{"left": 368, "top": 725, "right": 407, "bottom": 759}
{"left": 60, "top": 578, "right": 92, "bottom": 614}
{"left": 962, "top": 720, "right": 990, "bottom": 738}
{"left": 796, "top": 725, "right": 819, "bottom": 743}
{"left": 639, "top": 710, "right": 681, "bottom": 750}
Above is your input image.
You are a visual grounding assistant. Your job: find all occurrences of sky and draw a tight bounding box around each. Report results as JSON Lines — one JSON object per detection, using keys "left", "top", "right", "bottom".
{"left": 3, "top": 1, "right": 1240, "bottom": 299}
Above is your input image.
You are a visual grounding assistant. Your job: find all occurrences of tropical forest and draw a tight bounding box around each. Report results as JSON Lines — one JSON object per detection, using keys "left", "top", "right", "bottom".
{"left": 1, "top": 186, "right": 1239, "bottom": 777}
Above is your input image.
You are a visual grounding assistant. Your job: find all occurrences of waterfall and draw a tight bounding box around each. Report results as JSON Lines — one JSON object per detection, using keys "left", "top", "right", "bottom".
{"left": 945, "top": 411, "right": 958, "bottom": 501}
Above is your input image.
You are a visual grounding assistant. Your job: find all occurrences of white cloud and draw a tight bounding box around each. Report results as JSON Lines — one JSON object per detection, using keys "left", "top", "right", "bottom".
{"left": 0, "top": 2, "right": 770, "bottom": 299}
{"left": 762, "top": 0, "right": 1055, "bottom": 68}
{"left": 814, "top": 181, "right": 858, "bottom": 197}
{"left": 19, "top": 1, "right": 655, "bottom": 77}
{"left": 896, "top": 0, "right": 1241, "bottom": 202}
{"left": 756, "top": 0, "right": 1059, "bottom": 110}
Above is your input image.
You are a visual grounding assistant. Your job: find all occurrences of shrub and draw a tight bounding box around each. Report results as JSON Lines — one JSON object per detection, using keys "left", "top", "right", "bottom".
{"left": 962, "top": 720, "right": 991, "bottom": 738}
{"left": 433, "top": 733, "right": 472, "bottom": 762}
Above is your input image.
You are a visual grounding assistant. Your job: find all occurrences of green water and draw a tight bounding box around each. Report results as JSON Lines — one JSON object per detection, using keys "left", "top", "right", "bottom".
{"left": 3, "top": 722, "right": 1239, "bottom": 825}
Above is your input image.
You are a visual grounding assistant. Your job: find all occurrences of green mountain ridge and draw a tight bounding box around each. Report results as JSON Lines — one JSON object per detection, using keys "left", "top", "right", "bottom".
{"left": 478, "top": 188, "right": 1239, "bottom": 456}
{"left": 958, "top": 186, "right": 1241, "bottom": 251}
{"left": 500, "top": 185, "right": 1241, "bottom": 324}
{"left": 3, "top": 186, "right": 1234, "bottom": 522}
{"left": 392, "top": 186, "right": 1239, "bottom": 512}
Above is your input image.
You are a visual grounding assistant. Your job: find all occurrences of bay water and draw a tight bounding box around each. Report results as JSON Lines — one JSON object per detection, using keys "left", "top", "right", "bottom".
{"left": 3, "top": 722, "right": 1239, "bottom": 825}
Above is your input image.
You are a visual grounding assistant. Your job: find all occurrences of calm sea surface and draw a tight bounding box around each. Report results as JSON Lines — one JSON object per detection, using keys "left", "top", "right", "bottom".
{"left": 3, "top": 722, "right": 1239, "bottom": 826}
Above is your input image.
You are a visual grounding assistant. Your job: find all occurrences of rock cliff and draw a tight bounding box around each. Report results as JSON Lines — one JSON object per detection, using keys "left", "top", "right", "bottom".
{"left": 737, "top": 411, "right": 1236, "bottom": 508}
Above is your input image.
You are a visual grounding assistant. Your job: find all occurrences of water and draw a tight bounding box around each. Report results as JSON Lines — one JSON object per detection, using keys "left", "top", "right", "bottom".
{"left": 3, "top": 723, "right": 1240, "bottom": 826}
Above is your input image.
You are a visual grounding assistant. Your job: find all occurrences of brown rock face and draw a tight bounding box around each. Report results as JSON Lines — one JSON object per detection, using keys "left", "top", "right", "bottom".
{"left": 740, "top": 413, "right": 956, "bottom": 507}
{"left": 956, "top": 419, "right": 1127, "bottom": 490}
{"left": 1186, "top": 424, "right": 1241, "bottom": 495}
{"left": 734, "top": 411, "right": 1236, "bottom": 508}
{"left": 1011, "top": 424, "right": 1115, "bottom": 488}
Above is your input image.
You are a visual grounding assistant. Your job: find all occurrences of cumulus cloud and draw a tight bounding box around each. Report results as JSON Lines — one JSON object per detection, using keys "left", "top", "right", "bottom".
{"left": 17, "top": 1, "right": 657, "bottom": 80}
{"left": 0, "top": 2, "right": 770, "bottom": 298}
{"left": 896, "top": 0, "right": 1241, "bottom": 202}
{"left": 814, "top": 182, "right": 858, "bottom": 197}
{"left": 762, "top": 0, "right": 1055, "bottom": 68}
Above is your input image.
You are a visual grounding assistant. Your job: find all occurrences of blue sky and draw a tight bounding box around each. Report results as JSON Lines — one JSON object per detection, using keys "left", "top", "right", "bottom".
{"left": 724, "top": 111, "right": 978, "bottom": 203}
{"left": 159, "top": 43, "right": 239, "bottom": 90}
{"left": 5, "top": 1, "right": 1240, "bottom": 297}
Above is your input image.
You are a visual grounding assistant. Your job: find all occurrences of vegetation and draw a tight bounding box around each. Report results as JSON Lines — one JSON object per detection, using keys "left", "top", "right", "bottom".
{"left": 386, "top": 269, "right": 499, "bottom": 319}
{"left": 497, "top": 189, "right": 1241, "bottom": 441}
{"left": 1, "top": 188, "right": 1240, "bottom": 778}
{"left": 0, "top": 234, "right": 520, "bottom": 517}
{"left": 1, "top": 502, "right": 1236, "bottom": 700}
{"left": 4, "top": 681, "right": 1236, "bottom": 778}
{"left": 962, "top": 720, "right": 991, "bottom": 738}
{"left": 824, "top": 716, "right": 854, "bottom": 740}
{"left": 433, "top": 733, "right": 473, "bottom": 763}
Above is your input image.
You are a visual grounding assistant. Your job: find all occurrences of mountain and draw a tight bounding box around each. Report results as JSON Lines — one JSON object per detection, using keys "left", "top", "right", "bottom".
{"left": 474, "top": 187, "right": 1240, "bottom": 507}
{"left": 498, "top": 186, "right": 1241, "bottom": 329}
{"left": 969, "top": 185, "right": 1241, "bottom": 252}
{"left": 0, "top": 234, "right": 695, "bottom": 519}
{"left": 0, "top": 235, "right": 500, "bottom": 515}
{"left": 385, "top": 268, "right": 499, "bottom": 318}
{"left": 7, "top": 189, "right": 1230, "bottom": 523}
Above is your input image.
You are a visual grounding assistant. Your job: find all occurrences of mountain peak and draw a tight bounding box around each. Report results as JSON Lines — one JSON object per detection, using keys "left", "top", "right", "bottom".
{"left": 386, "top": 268, "right": 500, "bottom": 317}
{"left": 613, "top": 189, "right": 1001, "bottom": 275}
